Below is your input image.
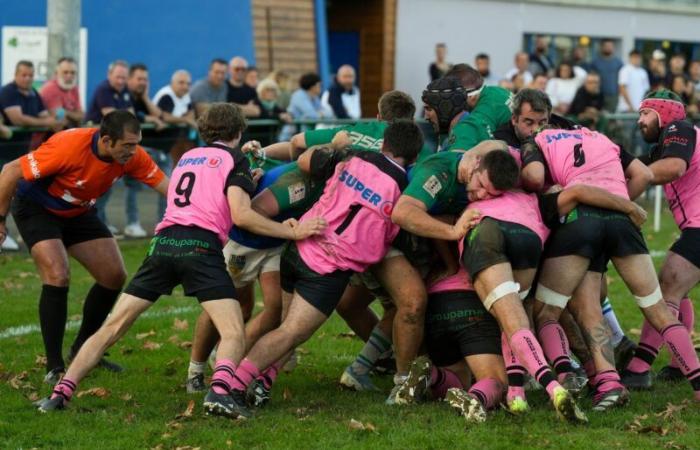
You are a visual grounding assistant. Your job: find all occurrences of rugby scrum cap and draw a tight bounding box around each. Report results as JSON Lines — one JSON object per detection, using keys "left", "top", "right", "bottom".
{"left": 422, "top": 77, "right": 466, "bottom": 133}
{"left": 639, "top": 89, "right": 686, "bottom": 128}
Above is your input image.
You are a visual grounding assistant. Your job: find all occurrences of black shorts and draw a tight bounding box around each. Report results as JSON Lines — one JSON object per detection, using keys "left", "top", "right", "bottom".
{"left": 545, "top": 205, "right": 648, "bottom": 273}
{"left": 11, "top": 195, "right": 112, "bottom": 250}
{"left": 124, "top": 225, "right": 236, "bottom": 303}
{"left": 280, "top": 242, "right": 352, "bottom": 317}
{"left": 462, "top": 218, "right": 542, "bottom": 278}
{"left": 670, "top": 227, "right": 700, "bottom": 269}
{"left": 425, "top": 290, "right": 502, "bottom": 366}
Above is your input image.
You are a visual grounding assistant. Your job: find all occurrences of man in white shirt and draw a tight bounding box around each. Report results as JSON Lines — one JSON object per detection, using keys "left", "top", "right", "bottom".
{"left": 321, "top": 65, "right": 361, "bottom": 120}
{"left": 504, "top": 52, "right": 534, "bottom": 87}
{"left": 617, "top": 50, "right": 650, "bottom": 112}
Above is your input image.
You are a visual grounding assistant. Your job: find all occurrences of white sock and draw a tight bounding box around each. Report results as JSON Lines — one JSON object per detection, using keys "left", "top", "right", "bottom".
{"left": 188, "top": 360, "right": 206, "bottom": 379}
{"left": 602, "top": 297, "right": 624, "bottom": 346}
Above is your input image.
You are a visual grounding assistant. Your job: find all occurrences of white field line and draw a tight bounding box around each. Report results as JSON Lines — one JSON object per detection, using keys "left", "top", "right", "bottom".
{"left": 0, "top": 305, "right": 198, "bottom": 340}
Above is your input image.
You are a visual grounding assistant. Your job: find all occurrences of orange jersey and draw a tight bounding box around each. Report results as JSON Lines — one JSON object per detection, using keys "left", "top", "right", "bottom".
{"left": 18, "top": 128, "right": 165, "bottom": 218}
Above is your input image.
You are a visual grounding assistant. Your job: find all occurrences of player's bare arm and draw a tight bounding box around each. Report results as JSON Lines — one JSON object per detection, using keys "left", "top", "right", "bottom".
{"left": 392, "top": 195, "right": 479, "bottom": 241}
{"left": 648, "top": 157, "right": 687, "bottom": 185}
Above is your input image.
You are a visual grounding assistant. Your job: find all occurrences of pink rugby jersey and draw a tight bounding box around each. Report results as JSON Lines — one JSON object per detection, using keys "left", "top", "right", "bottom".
{"left": 155, "top": 144, "right": 256, "bottom": 244}
{"left": 533, "top": 128, "right": 629, "bottom": 199}
{"left": 427, "top": 267, "right": 473, "bottom": 295}
{"left": 297, "top": 152, "right": 407, "bottom": 274}
{"left": 656, "top": 124, "right": 700, "bottom": 229}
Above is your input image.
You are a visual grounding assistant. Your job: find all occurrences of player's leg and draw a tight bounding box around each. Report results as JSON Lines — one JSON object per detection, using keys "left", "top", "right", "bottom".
{"left": 446, "top": 354, "right": 506, "bottom": 424}
{"left": 244, "top": 270, "right": 283, "bottom": 348}
{"left": 67, "top": 237, "right": 127, "bottom": 371}
{"left": 599, "top": 277, "right": 637, "bottom": 371}
{"left": 616, "top": 253, "right": 700, "bottom": 398}
{"left": 566, "top": 272, "right": 629, "bottom": 411}
{"left": 37, "top": 293, "right": 153, "bottom": 411}
{"left": 372, "top": 254, "right": 427, "bottom": 402}
{"left": 335, "top": 282, "right": 379, "bottom": 341}
{"left": 30, "top": 239, "right": 71, "bottom": 380}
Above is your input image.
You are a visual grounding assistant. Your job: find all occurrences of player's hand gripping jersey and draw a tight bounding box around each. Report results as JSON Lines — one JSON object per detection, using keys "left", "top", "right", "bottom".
{"left": 156, "top": 143, "right": 256, "bottom": 244}
{"left": 297, "top": 150, "right": 408, "bottom": 274}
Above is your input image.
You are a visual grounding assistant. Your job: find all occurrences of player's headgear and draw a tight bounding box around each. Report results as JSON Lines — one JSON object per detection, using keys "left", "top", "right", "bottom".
{"left": 639, "top": 89, "right": 686, "bottom": 128}
{"left": 422, "top": 77, "right": 466, "bottom": 134}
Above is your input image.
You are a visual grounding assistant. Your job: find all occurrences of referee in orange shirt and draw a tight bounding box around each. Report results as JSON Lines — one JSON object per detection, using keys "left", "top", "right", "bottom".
{"left": 0, "top": 111, "right": 169, "bottom": 381}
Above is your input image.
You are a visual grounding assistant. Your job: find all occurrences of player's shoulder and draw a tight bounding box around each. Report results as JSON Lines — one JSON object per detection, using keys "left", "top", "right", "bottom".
{"left": 47, "top": 127, "right": 96, "bottom": 147}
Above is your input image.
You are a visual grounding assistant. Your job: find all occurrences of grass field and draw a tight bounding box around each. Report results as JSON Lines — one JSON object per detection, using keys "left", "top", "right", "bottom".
{"left": 1, "top": 205, "right": 699, "bottom": 450}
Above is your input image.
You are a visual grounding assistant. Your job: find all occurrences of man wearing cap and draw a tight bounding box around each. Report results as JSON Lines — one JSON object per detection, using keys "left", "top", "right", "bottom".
{"left": 621, "top": 90, "right": 700, "bottom": 395}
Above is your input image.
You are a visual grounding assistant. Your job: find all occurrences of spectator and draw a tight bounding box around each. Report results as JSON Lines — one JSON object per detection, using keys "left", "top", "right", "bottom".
{"left": 0, "top": 115, "right": 11, "bottom": 140}
{"left": 226, "top": 56, "right": 260, "bottom": 117}
{"left": 123, "top": 63, "right": 167, "bottom": 238}
{"left": 127, "top": 63, "right": 166, "bottom": 130}
{"left": 153, "top": 70, "right": 196, "bottom": 129}
{"left": 245, "top": 66, "right": 259, "bottom": 89}
{"left": 666, "top": 53, "right": 687, "bottom": 86}
{"left": 280, "top": 73, "right": 326, "bottom": 140}
{"left": 529, "top": 73, "right": 549, "bottom": 92}
{"left": 689, "top": 60, "right": 700, "bottom": 104}
{"left": 429, "top": 43, "right": 451, "bottom": 81}
{"left": 475, "top": 53, "right": 499, "bottom": 86}
{"left": 86, "top": 60, "right": 133, "bottom": 124}
{"left": 321, "top": 64, "right": 361, "bottom": 119}
{"left": 546, "top": 61, "right": 582, "bottom": 114}
{"left": 670, "top": 74, "right": 692, "bottom": 106}
{"left": 617, "top": 49, "right": 650, "bottom": 112}
{"left": 647, "top": 49, "right": 668, "bottom": 90}
{"left": 569, "top": 72, "right": 605, "bottom": 129}
{"left": 590, "top": 39, "right": 623, "bottom": 112}
{"left": 504, "top": 52, "right": 533, "bottom": 86}
{"left": 510, "top": 72, "right": 527, "bottom": 93}
{"left": 529, "top": 35, "right": 554, "bottom": 76}
{"left": 269, "top": 70, "right": 293, "bottom": 110}
{"left": 39, "top": 57, "right": 84, "bottom": 127}
{"left": 572, "top": 45, "right": 591, "bottom": 73}
{"left": 190, "top": 58, "right": 228, "bottom": 117}
{"left": 255, "top": 78, "right": 292, "bottom": 122}
{"left": 0, "top": 60, "right": 62, "bottom": 130}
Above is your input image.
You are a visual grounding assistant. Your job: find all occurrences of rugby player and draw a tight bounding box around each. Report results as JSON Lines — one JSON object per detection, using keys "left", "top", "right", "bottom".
{"left": 224, "top": 120, "right": 423, "bottom": 407}
{"left": 521, "top": 125, "right": 700, "bottom": 408}
{"left": 621, "top": 90, "right": 700, "bottom": 391}
{"left": 35, "top": 104, "right": 326, "bottom": 418}
{"left": 0, "top": 111, "right": 169, "bottom": 382}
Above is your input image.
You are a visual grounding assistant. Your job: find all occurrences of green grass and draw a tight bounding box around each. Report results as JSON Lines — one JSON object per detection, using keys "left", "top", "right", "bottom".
{"left": 0, "top": 205, "right": 698, "bottom": 450}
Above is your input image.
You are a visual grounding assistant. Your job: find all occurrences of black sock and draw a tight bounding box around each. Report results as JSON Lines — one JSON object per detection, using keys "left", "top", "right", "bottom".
{"left": 39, "top": 284, "right": 69, "bottom": 370}
{"left": 70, "top": 284, "right": 121, "bottom": 355}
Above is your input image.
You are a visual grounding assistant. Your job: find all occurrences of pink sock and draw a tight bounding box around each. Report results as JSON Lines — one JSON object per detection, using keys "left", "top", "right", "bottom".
{"left": 429, "top": 366, "right": 463, "bottom": 399}
{"left": 509, "top": 329, "right": 560, "bottom": 398}
{"left": 211, "top": 359, "right": 237, "bottom": 394}
{"left": 661, "top": 324, "right": 700, "bottom": 395}
{"left": 502, "top": 332, "right": 527, "bottom": 402}
{"left": 670, "top": 298, "right": 694, "bottom": 369}
{"left": 627, "top": 302, "right": 679, "bottom": 373}
{"left": 537, "top": 320, "right": 573, "bottom": 378}
{"left": 229, "top": 358, "right": 260, "bottom": 392}
{"left": 592, "top": 370, "right": 624, "bottom": 394}
{"left": 50, "top": 378, "right": 77, "bottom": 401}
{"left": 257, "top": 360, "right": 283, "bottom": 389}
{"left": 469, "top": 378, "right": 503, "bottom": 410}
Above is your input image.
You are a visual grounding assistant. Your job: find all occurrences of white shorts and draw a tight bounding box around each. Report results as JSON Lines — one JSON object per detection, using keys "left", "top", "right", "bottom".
{"left": 223, "top": 240, "right": 283, "bottom": 288}
{"left": 349, "top": 247, "right": 405, "bottom": 296}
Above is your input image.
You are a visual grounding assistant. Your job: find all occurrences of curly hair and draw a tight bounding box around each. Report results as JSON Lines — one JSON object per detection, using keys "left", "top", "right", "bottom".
{"left": 197, "top": 103, "right": 247, "bottom": 145}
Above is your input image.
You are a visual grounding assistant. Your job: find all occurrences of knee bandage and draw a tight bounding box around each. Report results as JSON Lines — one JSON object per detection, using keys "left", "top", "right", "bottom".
{"left": 635, "top": 286, "right": 663, "bottom": 308}
{"left": 535, "top": 284, "right": 571, "bottom": 308}
{"left": 518, "top": 288, "right": 530, "bottom": 300}
{"left": 484, "top": 281, "right": 520, "bottom": 311}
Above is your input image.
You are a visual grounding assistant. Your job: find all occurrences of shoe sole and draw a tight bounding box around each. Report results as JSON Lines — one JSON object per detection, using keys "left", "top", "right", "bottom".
{"left": 445, "top": 389, "right": 486, "bottom": 424}
{"left": 554, "top": 390, "right": 588, "bottom": 424}
{"left": 395, "top": 357, "right": 431, "bottom": 404}
{"left": 203, "top": 401, "right": 248, "bottom": 420}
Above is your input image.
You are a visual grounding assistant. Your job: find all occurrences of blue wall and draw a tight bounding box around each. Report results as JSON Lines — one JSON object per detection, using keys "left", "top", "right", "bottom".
{"left": 1, "top": 0, "right": 255, "bottom": 105}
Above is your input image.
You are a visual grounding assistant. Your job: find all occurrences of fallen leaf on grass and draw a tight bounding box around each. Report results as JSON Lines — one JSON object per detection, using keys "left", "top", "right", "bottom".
{"left": 143, "top": 341, "right": 162, "bottom": 350}
{"left": 124, "top": 413, "right": 135, "bottom": 423}
{"left": 655, "top": 401, "right": 689, "bottom": 421}
{"left": 178, "top": 341, "right": 192, "bottom": 349}
{"left": 8, "top": 371, "right": 33, "bottom": 390}
{"left": 34, "top": 355, "right": 47, "bottom": 366}
{"left": 136, "top": 330, "right": 156, "bottom": 340}
{"left": 664, "top": 441, "right": 688, "bottom": 450}
{"left": 69, "top": 314, "right": 82, "bottom": 321}
{"left": 296, "top": 347, "right": 309, "bottom": 355}
{"left": 76, "top": 387, "right": 110, "bottom": 398}
{"left": 226, "top": 440, "right": 233, "bottom": 447}
{"left": 168, "top": 335, "right": 181, "bottom": 344}
{"left": 175, "top": 447, "right": 200, "bottom": 450}
{"left": 166, "top": 421, "right": 183, "bottom": 430}
{"left": 175, "top": 400, "right": 195, "bottom": 420}
{"left": 348, "top": 419, "right": 378, "bottom": 432}
{"left": 121, "top": 393, "right": 133, "bottom": 401}
{"left": 150, "top": 445, "right": 164, "bottom": 450}
{"left": 629, "top": 328, "right": 641, "bottom": 336}
{"left": 172, "top": 318, "right": 189, "bottom": 330}
{"left": 26, "top": 391, "right": 40, "bottom": 402}
{"left": 283, "top": 387, "right": 292, "bottom": 401}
